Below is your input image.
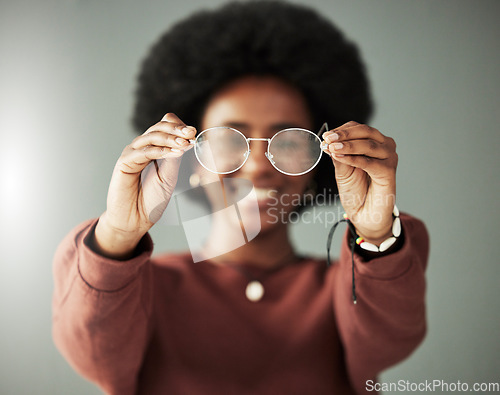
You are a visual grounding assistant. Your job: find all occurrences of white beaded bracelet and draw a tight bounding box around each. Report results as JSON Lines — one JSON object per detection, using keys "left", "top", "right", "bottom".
{"left": 347, "top": 205, "right": 401, "bottom": 253}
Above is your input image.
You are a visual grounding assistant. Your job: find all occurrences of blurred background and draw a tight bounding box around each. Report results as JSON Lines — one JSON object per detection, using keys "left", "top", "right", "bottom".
{"left": 1, "top": 0, "right": 499, "bottom": 393}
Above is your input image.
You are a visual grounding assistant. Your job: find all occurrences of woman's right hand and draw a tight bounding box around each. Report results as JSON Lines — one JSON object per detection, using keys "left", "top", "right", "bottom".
{"left": 92, "top": 113, "right": 196, "bottom": 259}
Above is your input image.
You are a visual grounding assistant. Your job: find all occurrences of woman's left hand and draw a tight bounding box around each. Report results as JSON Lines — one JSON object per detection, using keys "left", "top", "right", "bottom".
{"left": 322, "top": 121, "right": 398, "bottom": 245}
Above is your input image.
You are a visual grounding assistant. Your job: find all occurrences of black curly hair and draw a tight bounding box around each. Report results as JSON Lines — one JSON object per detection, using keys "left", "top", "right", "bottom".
{"left": 132, "top": 0, "right": 373, "bottom": 202}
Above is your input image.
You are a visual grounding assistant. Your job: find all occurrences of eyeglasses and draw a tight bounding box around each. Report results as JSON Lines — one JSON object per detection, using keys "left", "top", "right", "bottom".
{"left": 191, "top": 123, "right": 328, "bottom": 176}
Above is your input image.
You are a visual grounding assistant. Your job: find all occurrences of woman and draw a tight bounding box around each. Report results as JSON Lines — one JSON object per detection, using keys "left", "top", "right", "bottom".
{"left": 53, "top": 2, "right": 429, "bottom": 394}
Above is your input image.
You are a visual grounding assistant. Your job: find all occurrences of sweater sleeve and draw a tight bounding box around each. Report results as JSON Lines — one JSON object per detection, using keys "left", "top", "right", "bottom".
{"left": 333, "top": 213, "right": 429, "bottom": 395}
{"left": 52, "top": 219, "right": 154, "bottom": 395}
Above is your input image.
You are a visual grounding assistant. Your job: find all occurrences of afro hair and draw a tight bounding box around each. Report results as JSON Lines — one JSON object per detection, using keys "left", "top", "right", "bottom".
{"left": 132, "top": 0, "right": 373, "bottom": 201}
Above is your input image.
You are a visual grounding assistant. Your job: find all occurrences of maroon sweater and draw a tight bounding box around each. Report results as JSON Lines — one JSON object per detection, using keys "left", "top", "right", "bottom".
{"left": 52, "top": 214, "right": 428, "bottom": 394}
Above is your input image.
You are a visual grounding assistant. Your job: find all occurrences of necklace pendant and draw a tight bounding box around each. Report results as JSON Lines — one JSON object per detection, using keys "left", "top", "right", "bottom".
{"left": 245, "top": 280, "right": 264, "bottom": 302}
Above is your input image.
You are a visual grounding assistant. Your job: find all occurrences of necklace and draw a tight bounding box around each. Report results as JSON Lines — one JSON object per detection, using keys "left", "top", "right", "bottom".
{"left": 231, "top": 265, "right": 268, "bottom": 302}
{"left": 245, "top": 280, "right": 265, "bottom": 302}
{"left": 211, "top": 252, "right": 301, "bottom": 302}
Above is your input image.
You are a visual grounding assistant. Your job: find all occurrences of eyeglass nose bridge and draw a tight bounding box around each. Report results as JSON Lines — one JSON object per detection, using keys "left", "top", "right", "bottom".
{"left": 244, "top": 137, "right": 275, "bottom": 165}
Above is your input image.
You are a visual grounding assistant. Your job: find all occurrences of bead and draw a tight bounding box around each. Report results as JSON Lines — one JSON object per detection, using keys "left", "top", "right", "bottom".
{"left": 245, "top": 281, "right": 264, "bottom": 302}
{"left": 343, "top": 213, "right": 348, "bottom": 220}
{"left": 379, "top": 237, "right": 397, "bottom": 252}
{"left": 348, "top": 205, "right": 401, "bottom": 254}
{"left": 359, "top": 241, "right": 379, "bottom": 252}
{"left": 392, "top": 217, "right": 402, "bottom": 238}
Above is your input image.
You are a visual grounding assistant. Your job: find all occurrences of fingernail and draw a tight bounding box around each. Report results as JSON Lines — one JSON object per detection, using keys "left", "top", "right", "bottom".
{"left": 170, "top": 148, "right": 182, "bottom": 152}
{"left": 333, "top": 142, "right": 343, "bottom": 150}
{"left": 326, "top": 133, "right": 339, "bottom": 142}
{"left": 182, "top": 126, "right": 193, "bottom": 136}
{"left": 320, "top": 141, "right": 329, "bottom": 150}
{"left": 175, "top": 137, "right": 187, "bottom": 145}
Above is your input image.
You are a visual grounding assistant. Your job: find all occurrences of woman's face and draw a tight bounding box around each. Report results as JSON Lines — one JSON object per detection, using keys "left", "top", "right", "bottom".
{"left": 199, "top": 75, "right": 315, "bottom": 233}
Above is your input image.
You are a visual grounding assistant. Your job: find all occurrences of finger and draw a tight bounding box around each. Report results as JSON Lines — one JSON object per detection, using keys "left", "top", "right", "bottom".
{"left": 159, "top": 113, "right": 196, "bottom": 139}
{"left": 321, "top": 121, "right": 359, "bottom": 140}
{"left": 131, "top": 130, "right": 193, "bottom": 150}
{"left": 334, "top": 120, "right": 360, "bottom": 130}
{"left": 161, "top": 112, "right": 184, "bottom": 124}
{"left": 331, "top": 152, "right": 397, "bottom": 178}
{"left": 143, "top": 121, "right": 196, "bottom": 139}
{"left": 117, "top": 145, "right": 185, "bottom": 174}
{"left": 323, "top": 123, "right": 386, "bottom": 144}
{"left": 327, "top": 139, "right": 390, "bottom": 160}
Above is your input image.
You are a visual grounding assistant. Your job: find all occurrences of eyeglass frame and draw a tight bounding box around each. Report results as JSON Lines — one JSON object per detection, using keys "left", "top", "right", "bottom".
{"left": 190, "top": 122, "right": 329, "bottom": 176}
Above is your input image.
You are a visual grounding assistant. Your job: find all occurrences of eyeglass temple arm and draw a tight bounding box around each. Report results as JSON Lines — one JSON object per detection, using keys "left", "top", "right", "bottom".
{"left": 317, "top": 122, "right": 329, "bottom": 137}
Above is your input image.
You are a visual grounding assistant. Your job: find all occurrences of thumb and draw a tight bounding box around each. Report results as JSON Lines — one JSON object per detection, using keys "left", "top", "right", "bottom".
{"left": 140, "top": 155, "right": 183, "bottom": 223}
{"left": 331, "top": 155, "right": 354, "bottom": 184}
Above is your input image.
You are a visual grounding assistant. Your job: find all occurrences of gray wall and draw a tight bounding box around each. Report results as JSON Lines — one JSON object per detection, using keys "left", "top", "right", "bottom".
{"left": 1, "top": 0, "right": 499, "bottom": 393}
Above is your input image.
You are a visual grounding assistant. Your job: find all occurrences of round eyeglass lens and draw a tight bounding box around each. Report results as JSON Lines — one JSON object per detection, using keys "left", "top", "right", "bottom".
{"left": 268, "top": 129, "right": 322, "bottom": 175}
{"left": 194, "top": 127, "right": 249, "bottom": 174}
